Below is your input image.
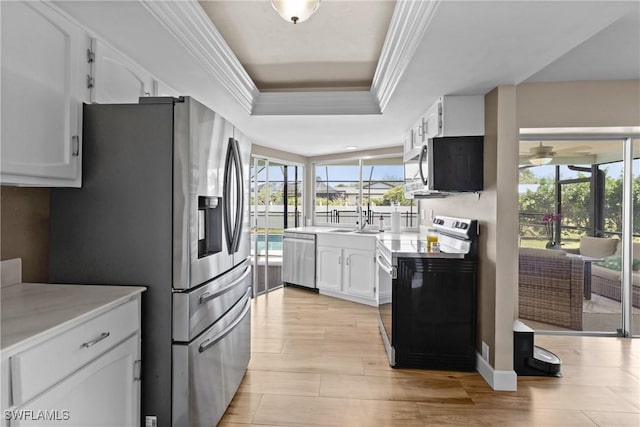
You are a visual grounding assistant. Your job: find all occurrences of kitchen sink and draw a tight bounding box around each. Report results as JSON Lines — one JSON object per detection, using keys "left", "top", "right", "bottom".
{"left": 354, "top": 230, "right": 381, "bottom": 234}
{"left": 329, "top": 229, "right": 381, "bottom": 235}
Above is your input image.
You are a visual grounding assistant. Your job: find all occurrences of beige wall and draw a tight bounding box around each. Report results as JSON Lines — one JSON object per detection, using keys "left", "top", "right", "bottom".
{"left": 417, "top": 86, "right": 518, "bottom": 371}
{"left": 517, "top": 80, "right": 640, "bottom": 128}
{"left": 1, "top": 186, "right": 50, "bottom": 282}
{"left": 251, "top": 144, "right": 308, "bottom": 164}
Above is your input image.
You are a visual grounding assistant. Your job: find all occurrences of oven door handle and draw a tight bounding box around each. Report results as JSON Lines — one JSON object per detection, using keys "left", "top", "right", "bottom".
{"left": 199, "top": 288, "right": 251, "bottom": 353}
{"left": 199, "top": 264, "right": 251, "bottom": 304}
{"left": 376, "top": 254, "right": 393, "bottom": 275}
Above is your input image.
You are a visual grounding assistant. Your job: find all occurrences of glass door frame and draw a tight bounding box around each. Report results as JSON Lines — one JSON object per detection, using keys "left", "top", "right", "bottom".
{"left": 251, "top": 155, "right": 305, "bottom": 297}
{"left": 520, "top": 127, "right": 640, "bottom": 337}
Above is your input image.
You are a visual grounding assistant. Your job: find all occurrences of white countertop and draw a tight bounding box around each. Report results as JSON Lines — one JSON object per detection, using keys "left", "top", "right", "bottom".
{"left": 377, "top": 233, "right": 467, "bottom": 258}
{"left": 1, "top": 282, "right": 145, "bottom": 353}
{"left": 285, "top": 226, "right": 415, "bottom": 237}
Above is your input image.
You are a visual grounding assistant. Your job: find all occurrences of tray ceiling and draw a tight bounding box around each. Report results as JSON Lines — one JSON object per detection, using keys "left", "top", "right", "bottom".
{"left": 199, "top": 0, "right": 395, "bottom": 92}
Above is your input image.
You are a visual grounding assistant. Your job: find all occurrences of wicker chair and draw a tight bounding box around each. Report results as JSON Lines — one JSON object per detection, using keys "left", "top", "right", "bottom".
{"left": 519, "top": 247, "right": 584, "bottom": 330}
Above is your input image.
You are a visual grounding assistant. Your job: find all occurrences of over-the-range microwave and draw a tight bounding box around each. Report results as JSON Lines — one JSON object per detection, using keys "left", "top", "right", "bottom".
{"left": 404, "top": 135, "right": 483, "bottom": 197}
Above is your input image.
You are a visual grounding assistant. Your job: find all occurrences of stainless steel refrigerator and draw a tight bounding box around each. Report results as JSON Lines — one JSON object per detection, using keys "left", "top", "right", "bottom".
{"left": 49, "top": 96, "right": 252, "bottom": 426}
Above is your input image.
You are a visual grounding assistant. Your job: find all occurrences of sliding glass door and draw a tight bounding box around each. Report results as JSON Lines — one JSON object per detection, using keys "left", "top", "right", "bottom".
{"left": 518, "top": 132, "right": 639, "bottom": 336}
{"left": 250, "top": 157, "right": 304, "bottom": 297}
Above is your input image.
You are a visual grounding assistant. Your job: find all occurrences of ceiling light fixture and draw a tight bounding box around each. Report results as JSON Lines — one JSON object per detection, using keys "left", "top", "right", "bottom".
{"left": 529, "top": 157, "right": 553, "bottom": 166}
{"left": 271, "top": 0, "right": 321, "bottom": 24}
{"left": 345, "top": 146, "right": 358, "bottom": 150}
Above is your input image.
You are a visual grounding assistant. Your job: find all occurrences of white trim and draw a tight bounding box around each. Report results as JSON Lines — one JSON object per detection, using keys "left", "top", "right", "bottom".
{"left": 141, "top": 0, "right": 441, "bottom": 116}
{"left": 318, "top": 289, "right": 377, "bottom": 307}
{"left": 141, "top": 0, "right": 258, "bottom": 113}
{"left": 253, "top": 91, "right": 381, "bottom": 116}
{"left": 476, "top": 352, "right": 518, "bottom": 391}
{"left": 371, "top": 0, "right": 441, "bottom": 113}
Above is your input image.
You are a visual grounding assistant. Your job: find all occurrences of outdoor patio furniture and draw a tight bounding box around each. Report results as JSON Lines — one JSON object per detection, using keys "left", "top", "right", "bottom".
{"left": 568, "top": 236, "right": 640, "bottom": 308}
{"left": 519, "top": 247, "right": 584, "bottom": 330}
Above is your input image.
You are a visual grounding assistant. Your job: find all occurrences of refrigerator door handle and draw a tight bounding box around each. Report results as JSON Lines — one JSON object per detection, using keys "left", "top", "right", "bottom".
{"left": 199, "top": 288, "right": 251, "bottom": 353}
{"left": 230, "top": 139, "right": 244, "bottom": 253}
{"left": 199, "top": 264, "right": 251, "bottom": 304}
{"left": 223, "top": 138, "right": 235, "bottom": 251}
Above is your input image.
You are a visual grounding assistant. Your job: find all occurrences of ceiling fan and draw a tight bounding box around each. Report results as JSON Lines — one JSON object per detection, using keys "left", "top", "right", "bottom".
{"left": 519, "top": 142, "right": 591, "bottom": 166}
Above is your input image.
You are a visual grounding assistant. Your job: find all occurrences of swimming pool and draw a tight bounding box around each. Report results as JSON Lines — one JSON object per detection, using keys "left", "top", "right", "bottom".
{"left": 254, "top": 234, "right": 283, "bottom": 253}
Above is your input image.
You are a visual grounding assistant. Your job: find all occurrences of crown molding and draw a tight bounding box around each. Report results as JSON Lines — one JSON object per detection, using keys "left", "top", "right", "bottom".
{"left": 372, "top": 0, "right": 441, "bottom": 113}
{"left": 141, "top": 0, "right": 258, "bottom": 113}
{"left": 141, "top": 0, "right": 439, "bottom": 116}
{"left": 253, "top": 91, "right": 381, "bottom": 116}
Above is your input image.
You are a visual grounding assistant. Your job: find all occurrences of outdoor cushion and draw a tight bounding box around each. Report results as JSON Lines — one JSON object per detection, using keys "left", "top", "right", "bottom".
{"left": 591, "top": 264, "right": 622, "bottom": 281}
{"left": 595, "top": 255, "right": 623, "bottom": 271}
{"left": 614, "top": 241, "right": 640, "bottom": 270}
{"left": 579, "top": 236, "right": 619, "bottom": 259}
{"left": 594, "top": 255, "right": 640, "bottom": 271}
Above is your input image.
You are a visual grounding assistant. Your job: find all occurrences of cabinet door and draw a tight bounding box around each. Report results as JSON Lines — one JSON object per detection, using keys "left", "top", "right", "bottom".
{"left": 344, "top": 248, "right": 375, "bottom": 299}
{"left": 316, "top": 245, "right": 342, "bottom": 291}
{"left": 12, "top": 334, "right": 140, "bottom": 427}
{"left": 1, "top": 1, "right": 89, "bottom": 187}
{"left": 91, "top": 38, "right": 154, "bottom": 104}
{"left": 413, "top": 117, "right": 425, "bottom": 146}
{"left": 423, "top": 99, "right": 442, "bottom": 139}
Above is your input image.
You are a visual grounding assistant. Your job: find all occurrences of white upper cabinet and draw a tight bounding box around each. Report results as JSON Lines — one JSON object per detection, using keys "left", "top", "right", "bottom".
{"left": 1, "top": 1, "right": 90, "bottom": 187}
{"left": 90, "top": 38, "right": 155, "bottom": 104}
{"left": 404, "top": 95, "right": 485, "bottom": 156}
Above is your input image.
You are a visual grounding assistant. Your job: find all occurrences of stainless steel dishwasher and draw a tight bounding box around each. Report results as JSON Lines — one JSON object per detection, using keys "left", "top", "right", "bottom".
{"left": 282, "top": 231, "right": 316, "bottom": 289}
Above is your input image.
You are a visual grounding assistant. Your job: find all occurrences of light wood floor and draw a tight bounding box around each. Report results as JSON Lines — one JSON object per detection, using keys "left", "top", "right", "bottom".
{"left": 219, "top": 287, "right": 640, "bottom": 427}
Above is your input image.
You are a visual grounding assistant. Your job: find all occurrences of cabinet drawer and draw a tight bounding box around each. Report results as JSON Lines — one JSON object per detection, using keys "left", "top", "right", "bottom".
{"left": 10, "top": 298, "right": 139, "bottom": 406}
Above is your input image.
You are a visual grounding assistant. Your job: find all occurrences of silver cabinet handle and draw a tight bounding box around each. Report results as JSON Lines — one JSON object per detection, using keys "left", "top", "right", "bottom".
{"left": 338, "top": 256, "right": 342, "bottom": 265}
{"left": 81, "top": 332, "right": 110, "bottom": 349}
{"left": 346, "top": 257, "right": 350, "bottom": 266}
{"left": 71, "top": 135, "right": 80, "bottom": 156}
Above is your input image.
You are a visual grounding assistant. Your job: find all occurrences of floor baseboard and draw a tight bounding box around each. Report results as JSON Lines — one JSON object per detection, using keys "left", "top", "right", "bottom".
{"left": 476, "top": 352, "right": 517, "bottom": 391}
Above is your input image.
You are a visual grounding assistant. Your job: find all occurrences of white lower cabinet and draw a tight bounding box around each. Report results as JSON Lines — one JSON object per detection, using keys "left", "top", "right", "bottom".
{"left": 316, "top": 245, "right": 342, "bottom": 292}
{"left": 3, "top": 296, "right": 142, "bottom": 427}
{"left": 316, "top": 234, "right": 377, "bottom": 306}
{"left": 11, "top": 335, "right": 139, "bottom": 427}
{"left": 343, "top": 248, "right": 376, "bottom": 300}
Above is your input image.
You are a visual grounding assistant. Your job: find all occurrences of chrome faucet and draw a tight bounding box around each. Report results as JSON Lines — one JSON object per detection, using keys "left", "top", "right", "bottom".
{"left": 356, "top": 206, "right": 367, "bottom": 231}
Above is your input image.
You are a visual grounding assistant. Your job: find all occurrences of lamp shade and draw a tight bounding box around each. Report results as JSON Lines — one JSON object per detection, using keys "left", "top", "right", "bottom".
{"left": 271, "top": 0, "right": 321, "bottom": 24}
{"left": 529, "top": 157, "right": 552, "bottom": 165}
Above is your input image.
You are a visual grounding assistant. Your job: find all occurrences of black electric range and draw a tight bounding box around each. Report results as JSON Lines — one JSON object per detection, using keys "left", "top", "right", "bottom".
{"left": 377, "top": 215, "right": 479, "bottom": 370}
